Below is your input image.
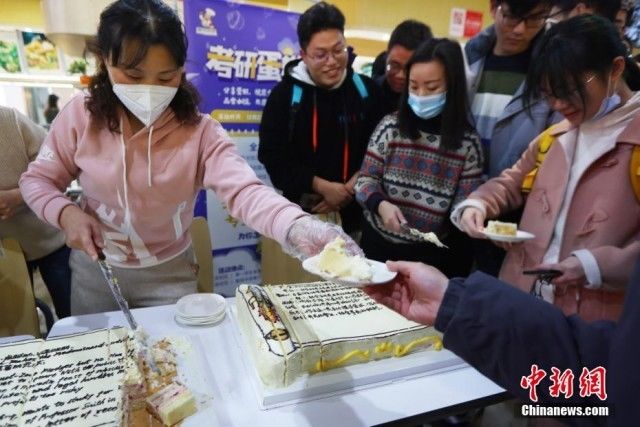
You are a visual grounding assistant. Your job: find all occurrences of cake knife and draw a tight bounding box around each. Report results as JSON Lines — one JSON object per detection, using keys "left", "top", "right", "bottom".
{"left": 400, "top": 223, "right": 448, "bottom": 248}
{"left": 96, "top": 251, "right": 160, "bottom": 374}
{"left": 97, "top": 251, "right": 139, "bottom": 330}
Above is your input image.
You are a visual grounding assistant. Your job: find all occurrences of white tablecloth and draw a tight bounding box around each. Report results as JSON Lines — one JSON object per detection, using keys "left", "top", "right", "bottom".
{"left": 49, "top": 302, "right": 507, "bottom": 426}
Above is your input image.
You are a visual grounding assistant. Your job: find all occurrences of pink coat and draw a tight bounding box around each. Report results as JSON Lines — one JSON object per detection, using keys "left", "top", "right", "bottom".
{"left": 470, "top": 115, "right": 640, "bottom": 322}
{"left": 20, "top": 94, "right": 306, "bottom": 267}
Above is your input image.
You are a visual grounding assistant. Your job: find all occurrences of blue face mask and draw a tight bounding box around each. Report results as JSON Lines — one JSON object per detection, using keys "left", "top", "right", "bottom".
{"left": 408, "top": 92, "right": 447, "bottom": 120}
{"left": 590, "top": 74, "right": 621, "bottom": 122}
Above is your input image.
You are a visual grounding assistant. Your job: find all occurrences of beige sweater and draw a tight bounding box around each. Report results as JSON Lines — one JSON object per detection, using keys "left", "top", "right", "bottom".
{"left": 0, "top": 106, "right": 65, "bottom": 260}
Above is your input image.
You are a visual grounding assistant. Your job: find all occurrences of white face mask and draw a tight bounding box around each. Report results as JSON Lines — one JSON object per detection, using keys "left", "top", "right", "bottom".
{"left": 590, "top": 73, "right": 621, "bottom": 122}
{"left": 112, "top": 83, "right": 178, "bottom": 127}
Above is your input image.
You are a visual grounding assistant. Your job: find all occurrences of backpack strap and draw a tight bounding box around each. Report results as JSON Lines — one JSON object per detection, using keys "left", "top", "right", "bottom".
{"left": 351, "top": 73, "right": 368, "bottom": 99}
{"left": 288, "top": 84, "right": 303, "bottom": 145}
{"left": 291, "top": 84, "right": 303, "bottom": 106}
{"left": 630, "top": 145, "right": 640, "bottom": 203}
{"left": 287, "top": 76, "right": 368, "bottom": 147}
{"left": 522, "top": 125, "right": 558, "bottom": 194}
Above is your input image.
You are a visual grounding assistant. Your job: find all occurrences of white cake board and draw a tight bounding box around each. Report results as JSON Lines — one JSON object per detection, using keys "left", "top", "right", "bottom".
{"left": 229, "top": 304, "right": 467, "bottom": 410}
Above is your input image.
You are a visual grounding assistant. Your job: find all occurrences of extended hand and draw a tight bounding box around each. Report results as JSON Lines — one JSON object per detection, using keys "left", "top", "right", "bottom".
{"left": 535, "top": 256, "right": 587, "bottom": 289}
{"left": 283, "top": 216, "right": 364, "bottom": 260}
{"left": 314, "top": 178, "right": 353, "bottom": 210}
{"left": 59, "top": 204, "right": 104, "bottom": 261}
{"left": 459, "top": 207, "right": 486, "bottom": 239}
{"left": 363, "top": 261, "right": 449, "bottom": 325}
{"left": 377, "top": 201, "right": 406, "bottom": 233}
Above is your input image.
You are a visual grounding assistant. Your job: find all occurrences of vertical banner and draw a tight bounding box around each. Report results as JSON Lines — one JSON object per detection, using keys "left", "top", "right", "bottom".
{"left": 184, "top": 0, "right": 300, "bottom": 296}
{"left": 449, "top": 8, "right": 483, "bottom": 39}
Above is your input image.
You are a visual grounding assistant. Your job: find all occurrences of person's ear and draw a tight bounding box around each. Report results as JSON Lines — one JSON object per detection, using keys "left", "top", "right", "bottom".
{"left": 490, "top": 0, "right": 498, "bottom": 19}
{"left": 611, "top": 56, "right": 626, "bottom": 82}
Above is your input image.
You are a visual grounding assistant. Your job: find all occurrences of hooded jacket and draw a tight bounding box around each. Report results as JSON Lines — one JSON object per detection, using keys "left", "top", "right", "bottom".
{"left": 258, "top": 59, "right": 385, "bottom": 232}
{"left": 20, "top": 94, "right": 306, "bottom": 268}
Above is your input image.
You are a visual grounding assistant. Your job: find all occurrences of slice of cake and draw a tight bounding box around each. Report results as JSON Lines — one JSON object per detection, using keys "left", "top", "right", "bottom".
{"left": 485, "top": 220, "right": 517, "bottom": 236}
{"left": 236, "top": 282, "right": 443, "bottom": 388}
{"left": 146, "top": 382, "right": 197, "bottom": 426}
{"left": 316, "top": 237, "right": 373, "bottom": 281}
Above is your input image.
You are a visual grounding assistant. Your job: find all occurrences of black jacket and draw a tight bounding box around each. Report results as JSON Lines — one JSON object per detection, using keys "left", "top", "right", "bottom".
{"left": 258, "top": 59, "right": 384, "bottom": 232}
{"left": 374, "top": 74, "right": 401, "bottom": 116}
{"left": 435, "top": 259, "right": 640, "bottom": 426}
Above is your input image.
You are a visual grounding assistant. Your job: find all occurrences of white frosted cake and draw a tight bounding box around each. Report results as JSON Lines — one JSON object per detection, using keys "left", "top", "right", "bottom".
{"left": 0, "top": 328, "right": 142, "bottom": 426}
{"left": 235, "top": 282, "right": 443, "bottom": 388}
{"left": 0, "top": 329, "right": 196, "bottom": 426}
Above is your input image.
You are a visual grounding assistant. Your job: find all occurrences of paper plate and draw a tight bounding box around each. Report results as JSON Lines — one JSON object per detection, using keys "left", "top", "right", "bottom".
{"left": 176, "top": 293, "right": 226, "bottom": 319}
{"left": 482, "top": 230, "right": 535, "bottom": 243}
{"left": 302, "top": 255, "right": 397, "bottom": 288}
{"left": 174, "top": 310, "right": 225, "bottom": 326}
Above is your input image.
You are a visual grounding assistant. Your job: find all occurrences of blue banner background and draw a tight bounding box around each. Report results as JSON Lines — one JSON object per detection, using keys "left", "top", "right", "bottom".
{"left": 184, "top": 0, "right": 300, "bottom": 295}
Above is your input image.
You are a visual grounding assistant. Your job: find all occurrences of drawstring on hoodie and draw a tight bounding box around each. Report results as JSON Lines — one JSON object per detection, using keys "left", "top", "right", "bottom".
{"left": 147, "top": 126, "right": 153, "bottom": 187}
{"left": 119, "top": 119, "right": 131, "bottom": 228}
{"left": 119, "top": 119, "right": 154, "bottom": 219}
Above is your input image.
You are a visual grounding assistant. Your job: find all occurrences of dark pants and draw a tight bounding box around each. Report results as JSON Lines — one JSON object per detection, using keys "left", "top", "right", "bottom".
{"left": 360, "top": 220, "right": 473, "bottom": 278}
{"left": 27, "top": 245, "right": 71, "bottom": 319}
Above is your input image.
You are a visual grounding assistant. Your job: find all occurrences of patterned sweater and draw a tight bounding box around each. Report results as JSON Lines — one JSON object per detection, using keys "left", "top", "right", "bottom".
{"left": 355, "top": 114, "right": 484, "bottom": 243}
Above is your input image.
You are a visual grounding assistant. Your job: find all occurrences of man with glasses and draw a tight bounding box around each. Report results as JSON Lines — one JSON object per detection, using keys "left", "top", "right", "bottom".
{"left": 258, "top": 2, "right": 384, "bottom": 236}
{"left": 375, "top": 19, "right": 432, "bottom": 115}
{"left": 461, "top": 0, "right": 559, "bottom": 276}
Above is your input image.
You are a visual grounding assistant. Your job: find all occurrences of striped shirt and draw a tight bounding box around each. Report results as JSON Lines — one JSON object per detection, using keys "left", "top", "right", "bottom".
{"left": 471, "top": 51, "right": 529, "bottom": 172}
{"left": 355, "top": 114, "right": 484, "bottom": 244}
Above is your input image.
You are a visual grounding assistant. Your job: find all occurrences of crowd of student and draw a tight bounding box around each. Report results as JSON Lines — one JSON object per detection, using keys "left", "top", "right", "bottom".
{"left": 2, "top": 0, "right": 639, "bottom": 424}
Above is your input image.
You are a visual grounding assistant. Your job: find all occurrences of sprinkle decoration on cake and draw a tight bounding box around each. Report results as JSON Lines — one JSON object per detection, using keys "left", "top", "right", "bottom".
{"left": 485, "top": 220, "right": 518, "bottom": 236}
{"left": 235, "top": 282, "right": 443, "bottom": 388}
{"left": 316, "top": 237, "right": 373, "bottom": 281}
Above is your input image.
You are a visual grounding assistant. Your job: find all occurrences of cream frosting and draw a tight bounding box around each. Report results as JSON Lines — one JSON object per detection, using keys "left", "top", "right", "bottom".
{"left": 235, "top": 282, "right": 443, "bottom": 388}
{"left": 316, "top": 237, "right": 373, "bottom": 281}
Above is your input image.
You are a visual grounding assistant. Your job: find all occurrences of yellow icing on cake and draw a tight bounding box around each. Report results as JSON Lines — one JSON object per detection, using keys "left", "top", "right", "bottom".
{"left": 393, "top": 336, "right": 443, "bottom": 356}
{"left": 315, "top": 336, "right": 443, "bottom": 371}
{"left": 375, "top": 342, "right": 394, "bottom": 354}
{"left": 315, "top": 350, "right": 371, "bottom": 372}
{"left": 374, "top": 336, "right": 443, "bottom": 357}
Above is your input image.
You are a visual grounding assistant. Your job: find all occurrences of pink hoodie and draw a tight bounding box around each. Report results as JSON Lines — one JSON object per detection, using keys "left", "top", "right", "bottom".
{"left": 20, "top": 94, "right": 306, "bottom": 267}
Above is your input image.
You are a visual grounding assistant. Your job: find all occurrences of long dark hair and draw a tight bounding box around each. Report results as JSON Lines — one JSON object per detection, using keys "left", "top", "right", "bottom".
{"left": 524, "top": 14, "right": 640, "bottom": 110}
{"left": 397, "top": 38, "right": 472, "bottom": 151}
{"left": 85, "top": 0, "right": 201, "bottom": 132}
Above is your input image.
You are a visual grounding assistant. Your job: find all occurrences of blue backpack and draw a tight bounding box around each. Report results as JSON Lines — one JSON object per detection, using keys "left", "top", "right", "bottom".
{"left": 287, "top": 73, "right": 369, "bottom": 144}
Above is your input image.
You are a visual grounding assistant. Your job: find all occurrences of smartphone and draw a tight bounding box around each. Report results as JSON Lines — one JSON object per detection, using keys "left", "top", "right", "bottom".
{"left": 523, "top": 269, "right": 562, "bottom": 278}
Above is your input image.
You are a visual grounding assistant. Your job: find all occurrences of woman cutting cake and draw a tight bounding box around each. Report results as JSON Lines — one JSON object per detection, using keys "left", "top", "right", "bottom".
{"left": 19, "top": 0, "right": 359, "bottom": 315}
{"left": 451, "top": 15, "right": 640, "bottom": 321}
